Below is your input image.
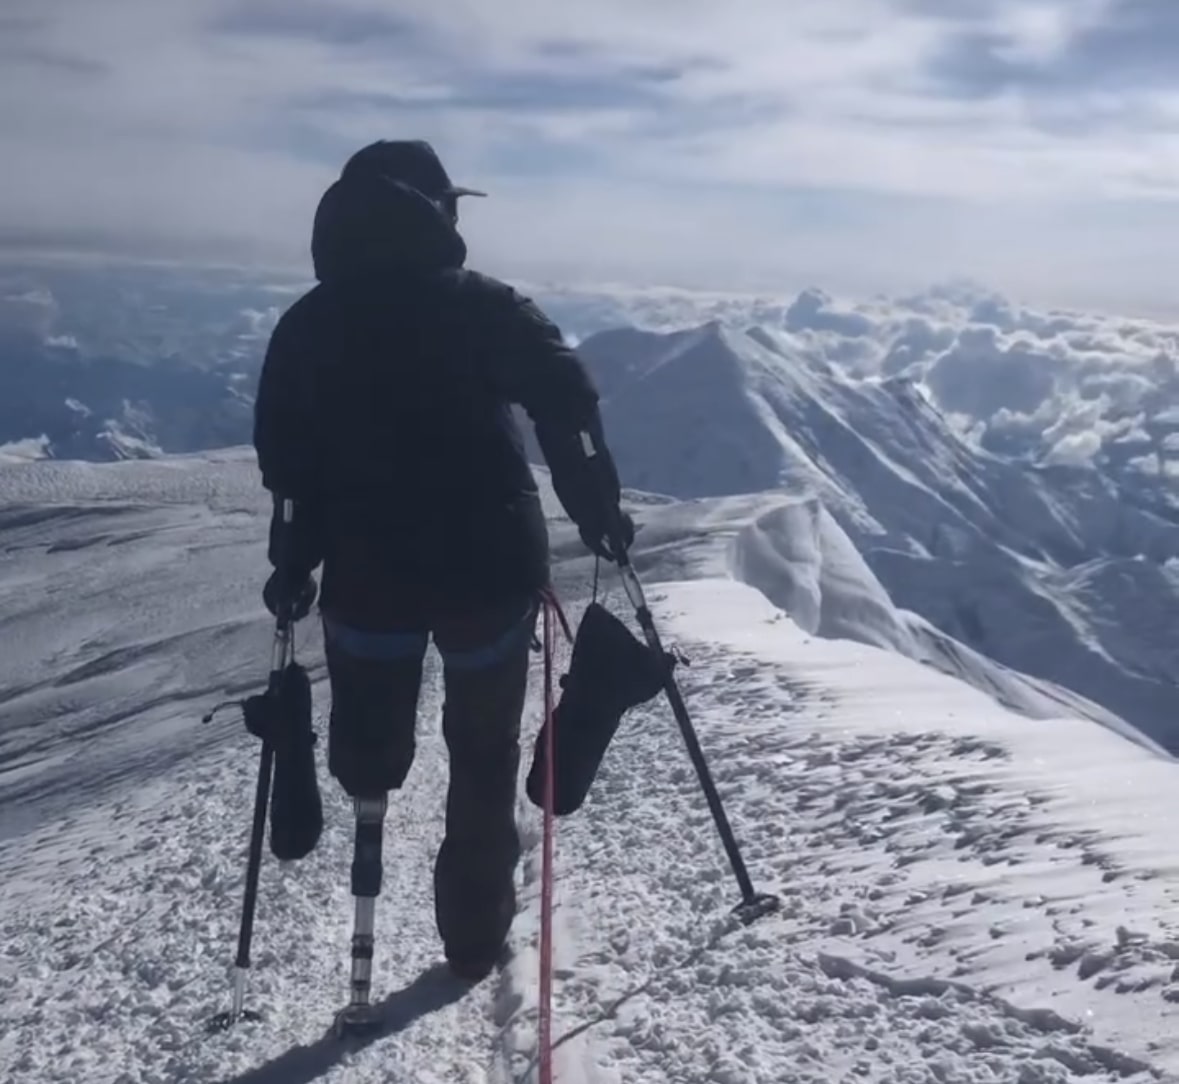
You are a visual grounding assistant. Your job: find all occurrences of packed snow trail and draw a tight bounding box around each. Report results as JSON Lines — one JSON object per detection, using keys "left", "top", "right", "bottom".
{"left": 499, "top": 582, "right": 1174, "bottom": 1083}
{"left": 4, "top": 597, "right": 1168, "bottom": 1083}
{"left": 0, "top": 648, "right": 521, "bottom": 1083}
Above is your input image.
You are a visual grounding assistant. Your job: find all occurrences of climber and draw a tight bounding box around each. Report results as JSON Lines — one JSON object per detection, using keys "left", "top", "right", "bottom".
{"left": 252, "top": 139, "right": 631, "bottom": 980}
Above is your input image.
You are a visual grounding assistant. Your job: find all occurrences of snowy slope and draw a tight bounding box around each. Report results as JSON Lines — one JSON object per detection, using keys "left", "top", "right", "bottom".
{"left": 572, "top": 485, "right": 1144, "bottom": 749}
{"left": 4, "top": 451, "right": 1179, "bottom": 1082}
{"left": 542, "top": 579, "right": 1179, "bottom": 1081}
{"left": 575, "top": 322, "right": 1179, "bottom": 751}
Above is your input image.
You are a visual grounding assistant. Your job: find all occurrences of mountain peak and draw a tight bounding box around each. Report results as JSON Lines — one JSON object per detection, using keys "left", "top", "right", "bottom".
{"left": 574, "top": 321, "right": 1179, "bottom": 748}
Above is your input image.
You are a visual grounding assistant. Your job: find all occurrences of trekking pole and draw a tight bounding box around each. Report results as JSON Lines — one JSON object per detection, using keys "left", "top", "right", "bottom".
{"left": 580, "top": 433, "right": 779, "bottom": 925}
{"left": 207, "top": 498, "right": 297, "bottom": 1032}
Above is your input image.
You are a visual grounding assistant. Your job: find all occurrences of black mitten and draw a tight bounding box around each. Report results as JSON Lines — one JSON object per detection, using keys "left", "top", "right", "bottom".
{"left": 243, "top": 662, "right": 323, "bottom": 861}
{"left": 526, "top": 603, "right": 668, "bottom": 815}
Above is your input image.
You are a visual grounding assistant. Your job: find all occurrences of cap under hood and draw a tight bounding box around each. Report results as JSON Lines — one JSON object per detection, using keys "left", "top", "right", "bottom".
{"left": 310, "top": 170, "right": 468, "bottom": 283}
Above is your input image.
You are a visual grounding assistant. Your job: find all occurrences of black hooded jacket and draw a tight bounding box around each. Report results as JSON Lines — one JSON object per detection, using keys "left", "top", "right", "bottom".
{"left": 253, "top": 171, "right": 623, "bottom": 625}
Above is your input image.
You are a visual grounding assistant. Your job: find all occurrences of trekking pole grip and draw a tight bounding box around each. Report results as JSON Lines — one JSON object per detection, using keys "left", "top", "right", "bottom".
{"left": 579, "top": 430, "right": 633, "bottom": 565}
{"left": 270, "top": 498, "right": 297, "bottom": 678}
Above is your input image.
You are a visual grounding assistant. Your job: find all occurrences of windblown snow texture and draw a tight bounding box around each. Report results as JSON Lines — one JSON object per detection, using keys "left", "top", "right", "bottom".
{"left": 2, "top": 451, "right": 1177, "bottom": 1082}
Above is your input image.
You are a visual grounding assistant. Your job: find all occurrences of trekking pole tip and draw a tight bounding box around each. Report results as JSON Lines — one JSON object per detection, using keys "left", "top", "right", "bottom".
{"left": 204, "top": 966, "right": 263, "bottom": 1032}
{"left": 733, "top": 892, "right": 781, "bottom": 926}
{"left": 205, "top": 1007, "right": 264, "bottom": 1033}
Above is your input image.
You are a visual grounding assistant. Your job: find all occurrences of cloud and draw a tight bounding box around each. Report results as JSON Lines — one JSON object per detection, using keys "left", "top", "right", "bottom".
{"left": 4, "top": 0, "right": 1179, "bottom": 313}
{"left": 1044, "top": 429, "right": 1105, "bottom": 466}
{"left": 924, "top": 0, "right": 1179, "bottom": 99}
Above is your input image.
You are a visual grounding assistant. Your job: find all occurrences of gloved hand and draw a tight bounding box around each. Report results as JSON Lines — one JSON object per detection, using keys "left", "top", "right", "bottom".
{"left": 579, "top": 511, "right": 635, "bottom": 563}
{"left": 263, "top": 569, "right": 319, "bottom": 621}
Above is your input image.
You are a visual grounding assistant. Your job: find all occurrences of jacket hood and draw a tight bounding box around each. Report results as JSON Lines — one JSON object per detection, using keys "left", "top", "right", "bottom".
{"left": 311, "top": 173, "right": 467, "bottom": 283}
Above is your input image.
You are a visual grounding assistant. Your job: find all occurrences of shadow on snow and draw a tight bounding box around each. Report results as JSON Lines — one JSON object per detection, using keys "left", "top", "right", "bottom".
{"left": 214, "top": 963, "right": 473, "bottom": 1084}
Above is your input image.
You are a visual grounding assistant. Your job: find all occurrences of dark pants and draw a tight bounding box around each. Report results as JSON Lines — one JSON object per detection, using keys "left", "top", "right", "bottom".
{"left": 322, "top": 597, "right": 537, "bottom": 964}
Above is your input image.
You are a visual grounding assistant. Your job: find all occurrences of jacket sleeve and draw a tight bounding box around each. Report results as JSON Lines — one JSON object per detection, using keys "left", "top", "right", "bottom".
{"left": 253, "top": 306, "right": 325, "bottom": 577}
{"left": 476, "top": 278, "right": 623, "bottom": 532}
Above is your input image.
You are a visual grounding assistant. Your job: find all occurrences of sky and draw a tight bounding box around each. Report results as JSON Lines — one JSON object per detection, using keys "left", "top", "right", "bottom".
{"left": 3, "top": 0, "right": 1179, "bottom": 315}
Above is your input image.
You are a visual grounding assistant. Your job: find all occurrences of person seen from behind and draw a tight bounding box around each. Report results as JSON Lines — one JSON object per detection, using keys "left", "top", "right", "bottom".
{"left": 252, "top": 140, "right": 632, "bottom": 981}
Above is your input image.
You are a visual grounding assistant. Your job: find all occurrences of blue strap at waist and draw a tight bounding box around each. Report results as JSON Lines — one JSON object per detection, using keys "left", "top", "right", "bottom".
{"left": 322, "top": 618, "right": 428, "bottom": 662}
{"left": 323, "top": 604, "right": 536, "bottom": 669}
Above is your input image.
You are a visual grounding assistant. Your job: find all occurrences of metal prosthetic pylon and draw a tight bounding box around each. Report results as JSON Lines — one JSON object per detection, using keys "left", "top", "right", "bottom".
{"left": 334, "top": 794, "right": 388, "bottom": 1037}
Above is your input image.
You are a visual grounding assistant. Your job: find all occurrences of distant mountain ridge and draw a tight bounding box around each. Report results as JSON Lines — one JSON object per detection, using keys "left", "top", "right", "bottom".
{"left": 5, "top": 264, "right": 1179, "bottom": 747}
{"left": 0, "top": 338, "right": 254, "bottom": 462}
{"left": 570, "top": 320, "right": 1179, "bottom": 750}
{"left": 0, "top": 261, "right": 279, "bottom": 461}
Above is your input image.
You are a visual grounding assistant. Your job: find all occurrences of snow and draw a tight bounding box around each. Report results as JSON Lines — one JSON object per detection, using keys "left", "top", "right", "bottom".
{"left": 575, "top": 321, "right": 1179, "bottom": 752}
{"left": 3, "top": 451, "right": 1179, "bottom": 1082}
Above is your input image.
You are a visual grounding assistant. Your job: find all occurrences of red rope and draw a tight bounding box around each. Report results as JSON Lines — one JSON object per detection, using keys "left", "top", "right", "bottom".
{"left": 538, "top": 593, "right": 557, "bottom": 1084}
{"left": 544, "top": 586, "right": 573, "bottom": 644}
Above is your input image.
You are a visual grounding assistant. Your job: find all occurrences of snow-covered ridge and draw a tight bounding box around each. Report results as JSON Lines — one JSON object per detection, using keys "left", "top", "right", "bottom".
{"left": 597, "top": 485, "right": 1153, "bottom": 755}
{"left": 575, "top": 321, "right": 1179, "bottom": 751}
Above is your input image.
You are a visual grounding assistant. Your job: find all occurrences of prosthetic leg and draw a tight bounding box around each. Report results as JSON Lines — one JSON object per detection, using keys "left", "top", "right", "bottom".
{"left": 334, "top": 794, "right": 388, "bottom": 1037}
